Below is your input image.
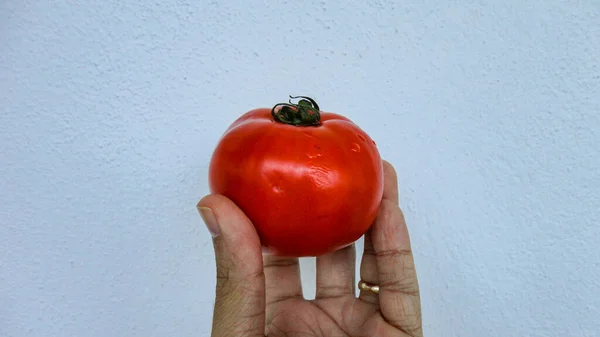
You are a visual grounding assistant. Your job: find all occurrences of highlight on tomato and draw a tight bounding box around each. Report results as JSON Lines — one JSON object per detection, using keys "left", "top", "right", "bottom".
{"left": 208, "top": 95, "right": 384, "bottom": 257}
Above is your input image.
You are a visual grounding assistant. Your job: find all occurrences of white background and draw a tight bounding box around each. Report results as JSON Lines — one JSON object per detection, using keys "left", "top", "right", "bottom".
{"left": 2, "top": 1, "right": 599, "bottom": 336}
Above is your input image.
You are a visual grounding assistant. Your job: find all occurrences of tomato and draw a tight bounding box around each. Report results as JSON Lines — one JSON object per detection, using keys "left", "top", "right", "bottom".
{"left": 208, "top": 96, "right": 384, "bottom": 257}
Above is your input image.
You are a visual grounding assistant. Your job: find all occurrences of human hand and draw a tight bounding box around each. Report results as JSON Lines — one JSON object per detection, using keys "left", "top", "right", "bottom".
{"left": 197, "top": 161, "right": 423, "bottom": 336}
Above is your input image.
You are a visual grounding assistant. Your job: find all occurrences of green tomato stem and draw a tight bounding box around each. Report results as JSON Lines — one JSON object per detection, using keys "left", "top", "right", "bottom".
{"left": 271, "top": 95, "right": 321, "bottom": 126}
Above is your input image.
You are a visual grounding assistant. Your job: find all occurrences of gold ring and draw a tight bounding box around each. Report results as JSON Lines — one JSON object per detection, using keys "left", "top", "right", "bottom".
{"left": 358, "top": 280, "right": 380, "bottom": 294}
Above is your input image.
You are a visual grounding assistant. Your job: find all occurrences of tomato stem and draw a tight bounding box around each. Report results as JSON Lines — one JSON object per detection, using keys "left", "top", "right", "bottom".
{"left": 271, "top": 95, "right": 321, "bottom": 126}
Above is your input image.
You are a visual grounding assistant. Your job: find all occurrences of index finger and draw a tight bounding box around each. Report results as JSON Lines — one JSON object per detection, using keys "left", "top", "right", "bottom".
{"left": 371, "top": 163, "right": 423, "bottom": 336}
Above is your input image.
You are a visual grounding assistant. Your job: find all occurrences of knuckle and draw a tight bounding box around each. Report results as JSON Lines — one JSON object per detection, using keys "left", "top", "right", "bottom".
{"left": 381, "top": 276, "right": 421, "bottom": 297}
{"left": 216, "top": 264, "right": 265, "bottom": 299}
{"left": 263, "top": 257, "right": 299, "bottom": 269}
{"left": 379, "top": 262, "right": 419, "bottom": 297}
{"left": 374, "top": 248, "right": 413, "bottom": 259}
{"left": 376, "top": 248, "right": 417, "bottom": 280}
{"left": 315, "top": 282, "right": 353, "bottom": 298}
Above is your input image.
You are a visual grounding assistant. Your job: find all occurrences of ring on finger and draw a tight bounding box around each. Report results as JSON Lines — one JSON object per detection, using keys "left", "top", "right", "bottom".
{"left": 358, "top": 280, "right": 379, "bottom": 294}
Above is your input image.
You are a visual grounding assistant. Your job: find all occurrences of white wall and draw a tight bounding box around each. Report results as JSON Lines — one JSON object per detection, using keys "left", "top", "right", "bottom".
{"left": 2, "top": 1, "right": 599, "bottom": 336}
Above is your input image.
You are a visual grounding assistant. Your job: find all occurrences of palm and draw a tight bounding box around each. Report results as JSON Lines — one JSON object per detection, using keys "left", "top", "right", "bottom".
{"left": 266, "top": 296, "right": 391, "bottom": 336}
{"left": 262, "top": 228, "right": 419, "bottom": 337}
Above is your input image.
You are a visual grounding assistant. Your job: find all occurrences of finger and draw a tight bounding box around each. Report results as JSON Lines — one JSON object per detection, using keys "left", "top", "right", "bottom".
{"left": 359, "top": 160, "right": 399, "bottom": 304}
{"left": 197, "top": 194, "right": 265, "bottom": 337}
{"left": 371, "top": 202, "right": 422, "bottom": 336}
{"left": 264, "top": 255, "right": 302, "bottom": 304}
{"left": 382, "top": 160, "right": 399, "bottom": 204}
{"left": 315, "top": 244, "right": 356, "bottom": 299}
{"left": 263, "top": 254, "right": 302, "bottom": 322}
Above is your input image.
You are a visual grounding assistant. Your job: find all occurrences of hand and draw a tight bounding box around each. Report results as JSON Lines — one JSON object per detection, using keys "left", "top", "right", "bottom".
{"left": 197, "top": 161, "right": 423, "bottom": 336}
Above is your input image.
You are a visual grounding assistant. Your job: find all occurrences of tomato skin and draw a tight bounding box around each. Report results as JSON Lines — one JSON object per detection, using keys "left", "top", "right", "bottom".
{"left": 208, "top": 106, "right": 383, "bottom": 257}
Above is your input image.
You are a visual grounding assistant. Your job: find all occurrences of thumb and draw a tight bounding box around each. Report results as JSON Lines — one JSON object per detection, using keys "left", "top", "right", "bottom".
{"left": 197, "top": 194, "right": 265, "bottom": 337}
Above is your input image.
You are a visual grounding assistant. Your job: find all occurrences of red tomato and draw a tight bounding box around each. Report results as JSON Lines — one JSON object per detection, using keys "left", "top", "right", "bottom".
{"left": 208, "top": 96, "right": 384, "bottom": 257}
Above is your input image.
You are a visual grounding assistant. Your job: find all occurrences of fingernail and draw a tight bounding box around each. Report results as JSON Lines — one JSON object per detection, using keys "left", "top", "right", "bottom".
{"left": 198, "top": 206, "right": 220, "bottom": 238}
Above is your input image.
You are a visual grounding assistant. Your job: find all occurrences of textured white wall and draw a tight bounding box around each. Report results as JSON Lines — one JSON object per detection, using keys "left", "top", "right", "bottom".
{"left": 2, "top": 1, "right": 599, "bottom": 336}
